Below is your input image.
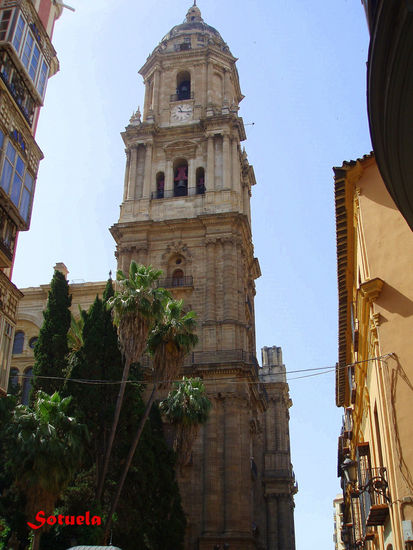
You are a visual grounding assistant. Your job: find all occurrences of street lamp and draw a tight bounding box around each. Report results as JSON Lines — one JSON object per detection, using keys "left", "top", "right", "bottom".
{"left": 341, "top": 457, "right": 357, "bottom": 485}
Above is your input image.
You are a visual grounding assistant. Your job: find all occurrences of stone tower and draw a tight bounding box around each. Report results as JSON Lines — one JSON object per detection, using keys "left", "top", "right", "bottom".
{"left": 110, "top": 4, "right": 296, "bottom": 549}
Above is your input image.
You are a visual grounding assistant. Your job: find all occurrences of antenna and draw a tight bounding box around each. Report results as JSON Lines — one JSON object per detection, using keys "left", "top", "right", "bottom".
{"left": 54, "top": 0, "right": 75, "bottom": 12}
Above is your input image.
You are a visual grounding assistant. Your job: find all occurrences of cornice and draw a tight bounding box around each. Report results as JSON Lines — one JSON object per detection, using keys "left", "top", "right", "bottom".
{"left": 359, "top": 277, "right": 384, "bottom": 302}
{"left": 334, "top": 156, "right": 375, "bottom": 407}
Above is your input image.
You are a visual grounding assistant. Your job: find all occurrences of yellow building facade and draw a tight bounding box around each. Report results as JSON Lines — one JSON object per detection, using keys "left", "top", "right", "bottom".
{"left": 335, "top": 154, "right": 413, "bottom": 550}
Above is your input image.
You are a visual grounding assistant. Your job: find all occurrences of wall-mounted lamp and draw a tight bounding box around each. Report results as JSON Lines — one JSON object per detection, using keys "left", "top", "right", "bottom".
{"left": 341, "top": 457, "right": 357, "bottom": 484}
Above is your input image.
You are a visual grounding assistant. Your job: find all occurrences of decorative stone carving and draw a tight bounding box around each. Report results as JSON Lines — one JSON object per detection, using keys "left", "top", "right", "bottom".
{"left": 129, "top": 106, "right": 141, "bottom": 126}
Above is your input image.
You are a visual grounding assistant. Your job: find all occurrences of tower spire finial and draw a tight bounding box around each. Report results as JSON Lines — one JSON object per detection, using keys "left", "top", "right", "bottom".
{"left": 186, "top": 1, "right": 202, "bottom": 22}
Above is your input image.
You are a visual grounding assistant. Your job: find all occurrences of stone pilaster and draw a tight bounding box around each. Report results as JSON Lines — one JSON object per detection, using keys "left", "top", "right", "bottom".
{"left": 223, "top": 133, "right": 231, "bottom": 190}
{"left": 203, "top": 399, "right": 220, "bottom": 533}
{"left": 224, "top": 396, "right": 244, "bottom": 534}
{"left": 223, "top": 238, "right": 236, "bottom": 320}
{"left": 143, "top": 143, "right": 153, "bottom": 198}
{"left": 127, "top": 146, "right": 138, "bottom": 200}
{"left": 207, "top": 135, "right": 215, "bottom": 191}
{"left": 205, "top": 239, "right": 216, "bottom": 322}
{"left": 266, "top": 495, "right": 278, "bottom": 550}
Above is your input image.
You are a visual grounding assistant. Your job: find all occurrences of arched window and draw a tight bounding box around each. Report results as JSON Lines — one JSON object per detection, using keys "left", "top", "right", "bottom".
{"left": 22, "top": 367, "right": 33, "bottom": 405}
{"left": 177, "top": 71, "right": 191, "bottom": 100}
{"left": 196, "top": 167, "right": 205, "bottom": 194}
{"left": 172, "top": 269, "right": 184, "bottom": 287}
{"left": 173, "top": 158, "right": 188, "bottom": 197}
{"left": 12, "top": 331, "right": 24, "bottom": 354}
{"left": 156, "top": 172, "right": 165, "bottom": 199}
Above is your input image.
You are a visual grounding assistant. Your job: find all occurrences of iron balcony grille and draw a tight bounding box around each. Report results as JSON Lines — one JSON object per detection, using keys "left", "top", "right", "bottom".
{"left": 151, "top": 186, "right": 205, "bottom": 199}
{"left": 156, "top": 276, "right": 193, "bottom": 289}
{"left": 170, "top": 91, "right": 194, "bottom": 102}
{"left": 140, "top": 349, "right": 258, "bottom": 369}
{"left": 358, "top": 467, "right": 390, "bottom": 527}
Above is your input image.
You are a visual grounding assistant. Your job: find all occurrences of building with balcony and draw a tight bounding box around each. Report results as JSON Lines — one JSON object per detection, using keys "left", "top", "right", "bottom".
{"left": 0, "top": 0, "right": 63, "bottom": 396}
{"left": 362, "top": 0, "right": 413, "bottom": 231}
{"left": 334, "top": 153, "right": 413, "bottom": 550}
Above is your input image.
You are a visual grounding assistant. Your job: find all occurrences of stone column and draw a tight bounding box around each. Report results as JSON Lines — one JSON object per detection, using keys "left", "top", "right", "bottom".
{"left": 223, "top": 239, "right": 235, "bottom": 320}
{"left": 224, "top": 68, "right": 232, "bottom": 103}
{"left": 202, "top": 400, "right": 220, "bottom": 533}
{"left": 127, "top": 145, "right": 138, "bottom": 200}
{"left": 205, "top": 239, "right": 216, "bottom": 321}
{"left": 236, "top": 240, "right": 244, "bottom": 348}
{"left": 266, "top": 495, "right": 279, "bottom": 550}
{"left": 224, "top": 396, "right": 243, "bottom": 534}
{"left": 152, "top": 68, "right": 160, "bottom": 116}
{"left": 203, "top": 61, "right": 208, "bottom": 109}
{"left": 223, "top": 133, "right": 231, "bottom": 190}
{"left": 165, "top": 161, "right": 173, "bottom": 197}
{"left": 142, "top": 143, "right": 152, "bottom": 199}
{"left": 207, "top": 60, "right": 213, "bottom": 105}
{"left": 143, "top": 80, "right": 150, "bottom": 120}
{"left": 278, "top": 495, "right": 294, "bottom": 550}
{"left": 188, "top": 158, "right": 196, "bottom": 193}
{"left": 215, "top": 239, "right": 224, "bottom": 321}
{"left": 232, "top": 138, "right": 239, "bottom": 192}
{"left": 123, "top": 149, "right": 131, "bottom": 201}
{"left": 207, "top": 135, "right": 215, "bottom": 191}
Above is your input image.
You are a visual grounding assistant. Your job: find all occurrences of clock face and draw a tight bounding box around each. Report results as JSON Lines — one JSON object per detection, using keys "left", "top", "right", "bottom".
{"left": 171, "top": 104, "right": 193, "bottom": 122}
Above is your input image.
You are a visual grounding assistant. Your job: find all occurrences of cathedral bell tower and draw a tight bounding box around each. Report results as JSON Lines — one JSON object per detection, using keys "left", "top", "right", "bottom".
{"left": 110, "top": 4, "right": 296, "bottom": 550}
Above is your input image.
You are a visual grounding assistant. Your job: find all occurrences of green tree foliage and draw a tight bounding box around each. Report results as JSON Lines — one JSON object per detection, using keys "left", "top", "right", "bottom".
{"left": 32, "top": 270, "right": 72, "bottom": 396}
{"left": 98, "top": 263, "right": 169, "bottom": 501}
{"left": 4, "top": 392, "right": 87, "bottom": 550}
{"left": 40, "top": 278, "right": 186, "bottom": 550}
{"left": 66, "top": 280, "right": 123, "bottom": 477}
{"left": 160, "top": 377, "right": 211, "bottom": 466}
{"left": 0, "top": 394, "right": 28, "bottom": 550}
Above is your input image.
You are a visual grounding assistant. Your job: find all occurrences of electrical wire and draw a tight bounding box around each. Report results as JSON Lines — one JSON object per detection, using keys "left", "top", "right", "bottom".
{"left": 10, "top": 352, "right": 394, "bottom": 387}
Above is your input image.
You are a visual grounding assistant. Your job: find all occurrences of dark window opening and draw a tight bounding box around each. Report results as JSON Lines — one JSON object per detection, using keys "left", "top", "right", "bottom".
{"left": 12, "top": 330, "right": 24, "bottom": 354}
{"left": 196, "top": 167, "right": 205, "bottom": 194}
{"left": 156, "top": 172, "right": 165, "bottom": 199}
{"left": 177, "top": 71, "right": 191, "bottom": 100}
{"left": 174, "top": 159, "right": 188, "bottom": 197}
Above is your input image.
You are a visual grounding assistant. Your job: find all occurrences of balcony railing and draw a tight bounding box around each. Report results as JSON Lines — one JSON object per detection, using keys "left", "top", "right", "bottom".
{"left": 151, "top": 185, "right": 205, "bottom": 200}
{"left": 174, "top": 43, "right": 192, "bottom": 52}
{"left": 359, "top": 467, "right": 390, "bottom": 527}
{"left": 140, "top": 349, "right": 258, "bottom": 370}
{"left": 157, "top": 276, "right": 193, "bottom": 289}
{"left": 170, "top": 91, "right": 194, "bottom": 102}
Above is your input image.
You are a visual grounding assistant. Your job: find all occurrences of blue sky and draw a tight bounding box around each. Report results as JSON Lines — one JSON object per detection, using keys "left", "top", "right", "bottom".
{"left": 12, "top": 1, "right": 372, "bottom": 548}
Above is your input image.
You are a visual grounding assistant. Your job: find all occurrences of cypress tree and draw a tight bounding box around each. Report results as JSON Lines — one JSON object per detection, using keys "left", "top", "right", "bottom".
{"left": 32, "top": 270, "right": 71, "bottom": 396}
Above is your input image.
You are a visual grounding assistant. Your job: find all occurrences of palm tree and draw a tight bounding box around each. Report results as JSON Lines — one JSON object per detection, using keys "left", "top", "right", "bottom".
{"left": 67, "top": 305, "right": 86, "bottom": 356}
{"left": 160, "top": 377, "right": 211, "bottom": 466}
{"left": 103, "top": 298, "right": 198, "bottom": 542}
{"left": 97, "top": 262, "right": 169, "bottom": 501}
{"left": 7, "top": 392, "right": 87, "bottom": 550}
{"left": 148, "top": 299, "right": 198, "bottom": 388}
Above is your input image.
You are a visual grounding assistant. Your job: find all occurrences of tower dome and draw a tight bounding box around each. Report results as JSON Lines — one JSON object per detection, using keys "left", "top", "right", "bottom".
{"left": 155, "top": 2, "right": 230, "bottom": 56}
